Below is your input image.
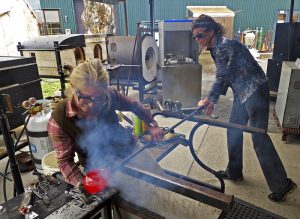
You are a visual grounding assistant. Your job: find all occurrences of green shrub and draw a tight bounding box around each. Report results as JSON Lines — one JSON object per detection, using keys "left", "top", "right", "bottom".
{"left": 41, "top": 79, "right": 62, "bottom": 98}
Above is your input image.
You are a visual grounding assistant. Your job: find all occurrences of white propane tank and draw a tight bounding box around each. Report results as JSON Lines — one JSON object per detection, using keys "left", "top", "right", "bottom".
{"left": 26, "top": 107, "right": 53, "bottom": 174}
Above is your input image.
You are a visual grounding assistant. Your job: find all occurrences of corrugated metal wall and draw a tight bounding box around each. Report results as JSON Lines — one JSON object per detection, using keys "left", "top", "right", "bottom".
{"left": 40, "top": 0, "right": 77, "bottom": 34}
{"left": 118, "top": 0, "right": 300, "bottom": 36}
{"left": 39, "top": 0, "right": 300, "bottom": 36}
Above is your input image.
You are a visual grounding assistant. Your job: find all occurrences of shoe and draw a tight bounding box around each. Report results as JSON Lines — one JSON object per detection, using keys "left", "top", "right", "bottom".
{"left": 217, "top": 170, "right": 243, "bottom": 181}
{"left": 268, "top": 178, "right": 297, "bottom": 202}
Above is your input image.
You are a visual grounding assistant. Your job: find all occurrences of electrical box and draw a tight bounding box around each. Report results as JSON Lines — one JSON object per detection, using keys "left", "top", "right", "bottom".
{"left": 275, "top": 61, "right": 300, "bottom": 128}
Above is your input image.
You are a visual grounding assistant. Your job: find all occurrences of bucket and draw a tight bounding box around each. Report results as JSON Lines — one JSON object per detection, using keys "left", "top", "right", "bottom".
{"left": 42, "top": 151, "right": 59, "bottom": 176}
{"left": 42, "top": 151, "right": 79, "bottom": 176}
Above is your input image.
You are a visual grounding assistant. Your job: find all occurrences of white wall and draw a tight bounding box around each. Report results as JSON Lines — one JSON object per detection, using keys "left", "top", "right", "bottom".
{"left": 0, "top": 0, "right": 39, "bottom": 56}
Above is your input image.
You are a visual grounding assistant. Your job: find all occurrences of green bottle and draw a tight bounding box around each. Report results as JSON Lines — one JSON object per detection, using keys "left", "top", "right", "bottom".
{"left": 257, "top": 27, "right": 263, "bottom": 51}
{"left": 133, "top": 116, "right": 143, "bottom": 137}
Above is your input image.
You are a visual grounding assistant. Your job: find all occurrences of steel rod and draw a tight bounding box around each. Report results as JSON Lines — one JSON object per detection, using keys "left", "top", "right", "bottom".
{"left": 289, "top": 0, "right": 294, "bottom": 23}
{"left": 154, "top": 111, "right": 266, "bottom": 134}
{"left": 162, "top": 107, "right": 204, "bottom": 135}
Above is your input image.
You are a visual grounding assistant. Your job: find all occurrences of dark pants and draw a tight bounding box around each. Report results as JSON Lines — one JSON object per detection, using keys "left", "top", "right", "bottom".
{"left": 227, "top": 82, "right": 289, "bottom": 193}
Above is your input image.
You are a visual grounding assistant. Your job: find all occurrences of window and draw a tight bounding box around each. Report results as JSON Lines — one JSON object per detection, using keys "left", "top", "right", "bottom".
{"left": 74, "top": 47, "right": 85, "bottom": 65}
{"left": 36, "top": 9, "right": 62, "bottom": 35}
{"left": 93, "top": 44, "right": 103, "bottom": 60}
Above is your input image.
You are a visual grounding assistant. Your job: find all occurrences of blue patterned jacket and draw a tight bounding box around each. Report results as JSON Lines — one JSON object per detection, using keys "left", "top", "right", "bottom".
{"left": 207, "top": 36, "right": 267, "bottom": 104}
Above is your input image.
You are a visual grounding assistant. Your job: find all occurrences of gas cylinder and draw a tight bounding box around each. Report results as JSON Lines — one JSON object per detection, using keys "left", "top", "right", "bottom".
{"left": 26, "top": 105, "right": 53, "bottom": 174}
{"left": 257, "top": 27, "right": 263, "bottom": 51}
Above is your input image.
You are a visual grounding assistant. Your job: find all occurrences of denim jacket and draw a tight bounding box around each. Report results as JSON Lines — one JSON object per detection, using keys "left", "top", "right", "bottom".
{"left": 208, "top": 36, "right": 267, "bottom": 104}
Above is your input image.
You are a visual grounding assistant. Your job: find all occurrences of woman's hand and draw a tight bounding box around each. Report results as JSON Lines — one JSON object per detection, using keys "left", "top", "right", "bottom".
{"left": 198, "top": 98, "right": 214, "bottom": 115}
{"left": 149, "top": 126, "right": 163, "bottom": 142}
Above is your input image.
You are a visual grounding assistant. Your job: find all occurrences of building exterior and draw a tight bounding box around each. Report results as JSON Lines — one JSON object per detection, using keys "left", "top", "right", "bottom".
{"left": 2, "top": 0, "right": 299, "bottom": 65}
{"left": 0, "top": 0, "right": 40, "bottom": 56}
{"left": 27, "top": 0, "right": 115, "bottom": 35}
{"left": 118, "top": 0, "right": 299, "bottom": 36}
{"left": 26, "top": 0, "right": 299, "bottom": 37}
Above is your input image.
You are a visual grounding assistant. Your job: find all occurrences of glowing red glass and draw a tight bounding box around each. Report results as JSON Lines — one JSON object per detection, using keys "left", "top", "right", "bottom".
{"left": 83, "top": 169, "right": 108, "bottom": 194}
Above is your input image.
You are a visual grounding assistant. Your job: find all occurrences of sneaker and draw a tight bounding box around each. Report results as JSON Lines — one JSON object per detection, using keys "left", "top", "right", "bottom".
{"left": 268, "top": 178, "right": 297, "bottom": 202}
{"left": 217, "top": 170, "right": 243, "bottom": 181}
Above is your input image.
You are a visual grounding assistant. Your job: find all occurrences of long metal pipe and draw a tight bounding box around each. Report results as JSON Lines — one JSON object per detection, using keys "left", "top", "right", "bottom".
{"left": 149, "top": 0, "right": 154, "bottom": 36}
{"left": 153, "top": 111, "right": 266, "bottom": 134}
{"left": 289, "top": 0, "right": 294, "bottom": 23}
{"left": 54, "top": 41, "right": 65, "bottom": 97}
{"left": 288, "top": 0, "right": 295, "bottom": 60}
{"left": 123, "top": 0, "right": 129, "bottom": 36}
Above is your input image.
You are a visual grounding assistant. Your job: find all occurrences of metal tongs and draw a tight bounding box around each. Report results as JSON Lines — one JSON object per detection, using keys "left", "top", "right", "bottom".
{"left": 18, "top": 185, "right": 38, "bottom": 218}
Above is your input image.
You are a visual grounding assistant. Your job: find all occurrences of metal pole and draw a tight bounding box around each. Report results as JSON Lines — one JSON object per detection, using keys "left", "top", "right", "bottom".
{"left": 289, "top": 0, "right": 294, "bottom": 23}
{"left": 136, "top": 23, "right": 144, "bottom": 102}
{"left": 288, "top": 0, "right": 295, "bottom": 60}
{"left": 149, "top": 0, "right": 154, "bottom": 36}
{"left": 123, "top": 0, "right": 129, "bottom": 36}
{"left": 54, "top": 41, "right": 65, "bottom": 98}
{"left": 0, "top": 108, "right": 24, "bottom": 195}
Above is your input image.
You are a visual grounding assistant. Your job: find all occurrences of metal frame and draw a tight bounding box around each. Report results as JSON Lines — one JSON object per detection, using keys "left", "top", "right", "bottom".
{"left": 119, "top": 110, "right": 266, "bottom": 212}
{"left": 17, "top": 36, "right": 86, "bottom": 97}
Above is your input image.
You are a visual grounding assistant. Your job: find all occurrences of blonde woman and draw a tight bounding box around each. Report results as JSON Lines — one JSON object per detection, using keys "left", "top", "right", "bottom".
{"left": 47, "top": 58, "right": 162, "bottom": 187}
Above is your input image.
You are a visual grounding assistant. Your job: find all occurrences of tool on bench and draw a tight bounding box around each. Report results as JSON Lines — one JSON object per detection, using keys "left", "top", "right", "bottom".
{"left": 19, "top": 186, "right": 34, "bottom": 215}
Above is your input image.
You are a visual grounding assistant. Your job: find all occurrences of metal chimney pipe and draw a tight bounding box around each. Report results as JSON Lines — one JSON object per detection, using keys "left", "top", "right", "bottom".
{"left": 289, "top": 0, "right": 294, "bottom": 23}
{"left": 149, "top": 0, "right": 154, "bottom": 36}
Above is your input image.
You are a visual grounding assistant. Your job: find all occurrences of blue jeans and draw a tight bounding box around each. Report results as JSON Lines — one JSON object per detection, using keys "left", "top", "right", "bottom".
{"left": 226, "top": 82, "right": 289, "bottom": 193}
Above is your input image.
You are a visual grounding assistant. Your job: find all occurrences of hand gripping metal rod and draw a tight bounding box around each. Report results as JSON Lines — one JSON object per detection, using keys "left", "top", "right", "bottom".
{"left": 162, "top": 106, "right": 205, "bottom": 136}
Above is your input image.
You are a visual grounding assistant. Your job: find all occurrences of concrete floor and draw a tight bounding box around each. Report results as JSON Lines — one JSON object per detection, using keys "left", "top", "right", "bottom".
{"left": 156, "top": 54, "right": 300, "bottom": 219}
{"left": 0, "top": 54, "right": 300, "bottom": 218}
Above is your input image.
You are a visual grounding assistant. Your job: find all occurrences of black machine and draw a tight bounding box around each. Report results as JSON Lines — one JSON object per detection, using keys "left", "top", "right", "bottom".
{"left": 0, "top": 56, "right": 43, "bottom": 131}
{"left": 272, "top": 22, "right": 300, "bottom": 61}
{"left": 266, "top": 0, "right": 300, "bottom": 93}
{"left": 267, "top": 22, "right": 300, "bottom": 92}
{"left": 0, "top": 56, "right": 43, "bottom": 198}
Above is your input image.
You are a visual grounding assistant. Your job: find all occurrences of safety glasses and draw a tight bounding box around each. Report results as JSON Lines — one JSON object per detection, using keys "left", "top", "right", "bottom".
{"left": 76, "top": 90, "right": 107, "bottom": 106}
{"left": 192, "top": 31, "right": 207, "bottom": 40}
